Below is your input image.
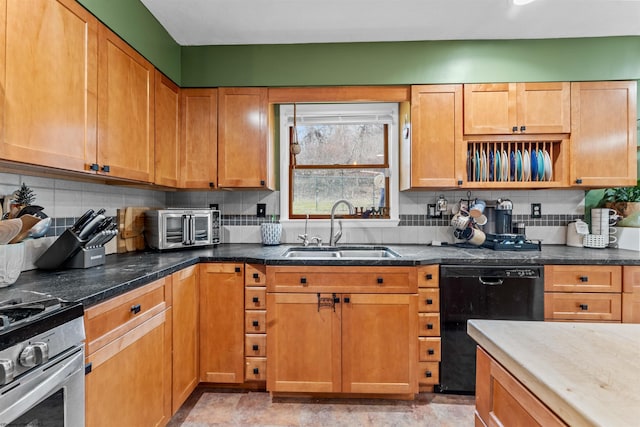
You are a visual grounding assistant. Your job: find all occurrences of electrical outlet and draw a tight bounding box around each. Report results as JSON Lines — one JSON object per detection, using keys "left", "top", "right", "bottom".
{"left": 209, "top": 203, "right": 219, "bottom": 211}
{"left": 427, "top": 204, "right": 441, "bottom": 218}
{"left": 531, "top": 203, "right": 542, "bottom": 218}
{"left": 257, "top": 203, "right": 266, "bottom": 217}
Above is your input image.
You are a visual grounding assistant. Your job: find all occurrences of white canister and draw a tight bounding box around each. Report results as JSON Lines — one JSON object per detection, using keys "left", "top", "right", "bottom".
{"left": 260, "top": 223, "right": 282, "bottom": 246}
{"left": 0, "top": 242, "right": 25, "bottom": 287}
{"left": 566, "top": 220, "right": 589, "bottom": 247}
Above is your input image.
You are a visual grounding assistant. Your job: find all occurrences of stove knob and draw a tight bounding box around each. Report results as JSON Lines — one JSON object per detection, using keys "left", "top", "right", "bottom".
{"left": 19, "top": 342, "right": 49, "bottom": 368}
{"left": 0, "top": 359, "right": 14, "bottom": 385}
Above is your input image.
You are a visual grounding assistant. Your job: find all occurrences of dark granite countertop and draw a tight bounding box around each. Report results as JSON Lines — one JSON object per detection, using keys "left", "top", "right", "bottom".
{"left": 3, "top": 243, "right": 639, "bottom": 308}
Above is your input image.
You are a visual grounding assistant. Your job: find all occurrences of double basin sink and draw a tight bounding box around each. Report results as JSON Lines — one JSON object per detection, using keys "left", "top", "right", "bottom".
{"left": 283, "top": 246, "right": 400, "bottom": 259}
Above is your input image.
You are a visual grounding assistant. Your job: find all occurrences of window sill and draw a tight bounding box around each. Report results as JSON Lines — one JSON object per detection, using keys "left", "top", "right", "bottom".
{"left": 280, "top": 218, "right": 400, "bottom": 228}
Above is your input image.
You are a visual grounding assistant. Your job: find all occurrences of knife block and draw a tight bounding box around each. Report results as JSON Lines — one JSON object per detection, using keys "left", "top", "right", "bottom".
{"left": 35, "top": 228, "right": 84, "bottom": 270}
{"left": 64, "top": 246, "right": 106, "bottom": 269}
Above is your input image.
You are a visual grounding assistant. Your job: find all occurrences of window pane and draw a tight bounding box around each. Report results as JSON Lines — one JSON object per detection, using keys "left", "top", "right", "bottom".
{"left": 294, "top": 124, "right": 386, "bottom": 166}
{"left": 292, "top": 169, "right": 387, "bottom": 215}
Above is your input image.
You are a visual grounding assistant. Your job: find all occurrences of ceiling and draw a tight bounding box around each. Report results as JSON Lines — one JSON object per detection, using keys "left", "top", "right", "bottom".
{"left": 140, "top": 0, "right": 640, "bottom": 46}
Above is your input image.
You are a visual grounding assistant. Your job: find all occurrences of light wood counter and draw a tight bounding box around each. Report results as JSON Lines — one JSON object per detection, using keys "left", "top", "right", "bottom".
{"left": 467, "top": 320, "right": 640, "bottom": 427}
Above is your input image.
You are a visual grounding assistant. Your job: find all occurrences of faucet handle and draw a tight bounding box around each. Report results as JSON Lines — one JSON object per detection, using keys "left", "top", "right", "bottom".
{"left": 311, "top": 236, "right": 323, "bottom": 246}
{"left": 297, "top": 233, "right": 309, "bottom": 246}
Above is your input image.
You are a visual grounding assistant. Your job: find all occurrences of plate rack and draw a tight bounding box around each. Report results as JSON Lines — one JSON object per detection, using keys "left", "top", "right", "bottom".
{"left": 466, "top": 140, "right": 561, "bottom": 184}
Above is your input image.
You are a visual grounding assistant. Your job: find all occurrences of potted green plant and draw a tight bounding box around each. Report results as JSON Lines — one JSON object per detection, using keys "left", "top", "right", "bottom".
{"left": 598, "top": 181, "right": 640, "bottom": 217}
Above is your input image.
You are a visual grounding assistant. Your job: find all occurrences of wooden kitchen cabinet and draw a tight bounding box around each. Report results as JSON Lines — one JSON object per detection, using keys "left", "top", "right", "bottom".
{"left": 464, "top": 82, "right": 570, "bottom": 135}
{"left": 402, "top": 85, "right": 463, "bottom": 189}
{"left": 218, "top": 87, "right": 274, "bottom": 189}
{"left": 475, "top": 346, "right": 567, "bottom": 427}
{"left": 570, "top": 81, "right": 637, "bottom": 187}
{"left": 544, "top": 265, "right": 622, "bottom": 322}
{"left": 85, "top": 277, "right": 172, "bottom": 427}
{"left": 97, "top": 24, "right": 155, "bottom": 182}
{"left": 266, "top": 265, "right": 418, "bottom": 396}
{"left": 154, "top": 70, "right": 180, "bottom": 188}
{"left": 623, "top": 266, "right": 640, "bottom": 323}
{"left": 416, "top": 265, "right": 441, "bottom": 391}
{"left": 0, "top": 0, "right": 98, "bottom": 173}
{"left": 199, "top": 263, "right": 245, "bottom": 383}
{"left": 170, "top": 265, "right": 199, "bottom": 413}
{"left": 180, "top": 88, "right": 218, "bottom": 189}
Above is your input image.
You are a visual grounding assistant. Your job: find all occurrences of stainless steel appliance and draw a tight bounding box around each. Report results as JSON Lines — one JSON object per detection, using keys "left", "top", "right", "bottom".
{"left": 438, "top": 265, "right": 544, "bottom": 394}
{"left": 0, "top": 292, "right": 85, "bottom": 426}
{"left": 144, "top": 208, "right": 220, "bottom": 250}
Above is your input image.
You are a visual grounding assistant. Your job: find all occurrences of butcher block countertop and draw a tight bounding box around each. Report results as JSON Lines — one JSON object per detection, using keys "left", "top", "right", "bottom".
{"left": 467, "top": 320, "right": 640, "bottom": 427}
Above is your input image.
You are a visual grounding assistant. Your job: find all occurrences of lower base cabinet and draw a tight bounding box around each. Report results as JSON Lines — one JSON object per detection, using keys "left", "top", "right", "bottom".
{"left": 475, "top": 346, "right": 566, "bottom": 427}
{"left": 266, "top": 292, "right": 418, "bottom": 395}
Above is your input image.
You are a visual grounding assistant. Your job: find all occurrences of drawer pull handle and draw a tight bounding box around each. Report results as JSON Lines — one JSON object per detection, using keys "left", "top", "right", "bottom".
{"left": 253, "top": 367, "right": 260, "bottom": 375}
{"left": 579, "top": 276, "right": 589, "bottom": 282}
{"left": 426, "top": 298, "right": 433, "bottom": 305}
{"left": 235, "top": 267, "right": 241, "bottom": 273}
{"left": 426, "top": 323, "right": 434, "bottom": 330}
{"left": 252, "top": 296, "right": 260, "bottom": 303}
{"left": 131, "top": 304, "right": 141, "bottom": 314}
{"left": 343, "top": 297, "right": 350, "bottom": 304}
{"left": 253, "top": 273, "right": 260, "bottom": 279}
{"left": 428, "top": 349, "right": 435, "bottom": 355}
{"left": 579, "top": 304, "right": 589, "bottom": 311}
{"left": 252, "top": 344, "right": 259, "bottom": 351}
{"left": 252, "top": 320, "right": 259, "bottom": 327}
{"left": 377, "top": 277, "right": 383, "bottom": 284}
{"left": 426, "top": 274, "right": 433, "bottom": 280}
{"left": 300, "top": 277, "right": 307, "bottom": 284}
{"left": 425, "top": 371, "right": 432, "bottom": 378}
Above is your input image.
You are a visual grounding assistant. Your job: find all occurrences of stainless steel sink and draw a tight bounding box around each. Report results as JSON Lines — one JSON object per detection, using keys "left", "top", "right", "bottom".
{"left": 282, "top": 246, "right": 399, "bottom": 259}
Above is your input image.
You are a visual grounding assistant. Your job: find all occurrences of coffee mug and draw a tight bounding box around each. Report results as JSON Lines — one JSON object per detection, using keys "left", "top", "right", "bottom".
{"left": 469, "top": 200, "right": 486, "bottom": 218}
{"left": 454, "top": 226, "right": 473, "bottom": 240}
{"left": 467, "top": 227, "right": 486, "bottom": 246}
{"left": 475, "top": 214, "right": 488, "bottom": 226}
{"left": 609, "top": 235, "right": 618, "bottom": 244}
{"left": 451, "top": 213, "right": 471, "bottom": 230}
{"left": 609, "top": 227, "right": 617, "bottom": 235}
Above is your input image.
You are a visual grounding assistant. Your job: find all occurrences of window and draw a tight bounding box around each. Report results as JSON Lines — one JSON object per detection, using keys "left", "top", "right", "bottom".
{"left": 280, "top": 103, "right": 399, "bottom": 222}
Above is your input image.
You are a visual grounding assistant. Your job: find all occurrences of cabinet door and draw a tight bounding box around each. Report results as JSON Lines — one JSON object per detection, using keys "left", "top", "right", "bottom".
{"left": 199, "top": 263, "right": 245, "bottom": 383}
{"left": 464, "top": 83, "right": 516, "bottom": 135}
{"left": 217, "top": 87, "right": 270, "bottom": 188}
{"left": 405, "top": 85, "right": 463, "bottom": 188}
{"left": 266, "top": 292, "right": 342, "bottom": 393}
{"left": 97, "top": 24, "right": 155, "bottom": 182}
{"left": 341, "top": 293, "right": 418, "bottom": 394}
{"left": 570, "top": 81, "right": 637, "bottom": 187}
{"left": 154, "top": 71, "right": 180, "bottom": 187}
{"left": 85, "top": 311, "right": 172, "bottom": 427}
{"left": 0, "top": 0, "right": 97, "bottom": 172}
{"left": 180, "top": 88, "right": 217, "bottom": 189}
{"left": 517, "top": 82, "right": 570, "bottom": 134}
{"left": 622, "top": 266, "right": 640, "bottom": 323}
{"left": 171, "top": 266, "right": 199, "bottom": 413}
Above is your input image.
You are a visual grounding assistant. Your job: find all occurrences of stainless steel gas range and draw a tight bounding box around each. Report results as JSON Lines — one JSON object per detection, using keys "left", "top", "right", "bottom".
{"left": 0, "top": 291, "right": 85, "bottom": 426}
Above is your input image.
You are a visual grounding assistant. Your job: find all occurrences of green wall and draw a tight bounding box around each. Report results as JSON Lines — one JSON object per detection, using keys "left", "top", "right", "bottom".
{"left": 181, "top": 37, "right": 640, "bottom": 87}
{"left": 77, "top": 0, "right": 181, "bottom": 84}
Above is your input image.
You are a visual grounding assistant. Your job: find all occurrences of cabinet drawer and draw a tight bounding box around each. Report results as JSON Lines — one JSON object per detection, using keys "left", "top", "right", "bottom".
{"left": 418, "top": 289, "right": 440, "bottom": 313}
{"left": 418, "top": 313, "right": 441, "bottom": 337}
{"left": 266, "top": 266, "right": 417, "bottom": 293}
{"left": 544, "top": 292, "right": 622, "bottom": 321}
{"left": 245, "top": 334, "right": 266, "bottom": 357}
{"left": 245, "top": 310, "right": 267, "bottom": 333}
{"left": 246, "top": 264, "right": 267, "bottom": 286}
{"left": 245, "top": 357, "right": 267, "bottom": 381}
{"left": 85, "top": 277, "right": 169, "bottom": 354}
{"left": 245, "top": 287, "right": 266, "bottom": 309}
{"left": 418, "top": 361, "right": 440, "bottom": 385}
{"left": 418, "top": 337, "right": 441, "bottom": 362}
{"left": 417, "top": 265, "right": 439, "bottom": 288}
{"left": 544, "top": 265, "right": 622, "bottom": 292}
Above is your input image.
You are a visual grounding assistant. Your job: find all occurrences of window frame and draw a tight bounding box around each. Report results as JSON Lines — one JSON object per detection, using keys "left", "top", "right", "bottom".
{"left": 279, "top": 103, "right": 399, "bottom": 225}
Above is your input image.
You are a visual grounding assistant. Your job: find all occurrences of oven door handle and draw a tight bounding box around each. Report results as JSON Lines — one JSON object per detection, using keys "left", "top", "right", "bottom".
{"left": 0, "top": 347, "right": 84, "bottom": 425}
{"left": 478, "top": 277, "right": 504, "bottom": 286}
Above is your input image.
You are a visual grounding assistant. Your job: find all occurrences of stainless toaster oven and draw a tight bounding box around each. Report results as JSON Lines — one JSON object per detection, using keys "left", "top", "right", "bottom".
{"left": 144, "top": 208, "right": 220, "bottom": 250}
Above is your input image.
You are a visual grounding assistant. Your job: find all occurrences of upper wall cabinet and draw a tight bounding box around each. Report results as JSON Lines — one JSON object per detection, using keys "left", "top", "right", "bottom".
{"left": 570, "top": 81, "right": 637, "bottom": 187}
{"left": 0, "top": 0, "right": 98, "bottom": 172}
{"left": 464, "top": 82, "right": 571, "bottom": 135}
{"left": 97, "top": 25, "right": 155, "bottom": 183}
{"left": 402, "top": 85, "right": 464, "bottom": 189}
{"left": 218, "top": 88, "right": 274, "bottom": 189}
{"left": 154, "top": 71, "right": 180, "bottom": 187}
{"left": 180, "top": 88, "right": 218, "bottom": 189}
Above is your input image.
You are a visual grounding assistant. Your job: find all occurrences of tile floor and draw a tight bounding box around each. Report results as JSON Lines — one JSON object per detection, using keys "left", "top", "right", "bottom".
{"left": 168, "top": 388, "right": 475, "bottom": 427}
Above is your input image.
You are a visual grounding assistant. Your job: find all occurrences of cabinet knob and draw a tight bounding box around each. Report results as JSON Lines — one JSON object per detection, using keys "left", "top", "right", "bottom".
{"left": 579, "top": 304, "right": 589, "bottom": 311}
{"left": 426, "top": 298, "right": 433, "bottom": 305}
{"left": 209, "top": 182, "right": 215, "bottom": 188}
{"left": 457, "top": 180, "right": 463, "bottom": 186}
{"left": 426, "top": 273, "right": 433, "bottom": 280}
{"left": 235, "top": 267, "right": 241, "bottom": 273}
{"left": 300, "top": 277, "right": 307, "bottom": 284}
{"left": 130, "top": 304, "right": 141, "bottom": 315}
{"left": 252, "top": 320, "right": 259, "bottom": 327}
{"left": 253, "top": 367, "right": 260, "bottom": 375}
{"left": 343, "top": 297, "right": 350, "bottom": 304}
{"left": 260, "top": 180, "right": 265, "bottom": 186}
{"left": 252, "top": 296, "right": 260, "bottom": 303}
{"left": 425, "top": 371, "right": 432, "bottom": 378}
{"left": 253, "top": 273, "right": 260, "bottom": 279}
{"left": 89, "top": 163, "right": 99, "bottom": 171}
{"left": 377, "top": 277, "right": 384, "bottom": 284}
{"left": 426, "top": 323, "right": 434, "bottom": 330}
{"left": 520, "top": 125, "right": 526, "bottom": 132}
{"left": 428, "top": 349, "right": 435, "bottom": 355}
{"left": 579, "top": 276, "right": 589, "bottom": 282}
{"left": 512, "top": 126, "right": 518, "bottom": 133}
{"left": 101, "top": 165, "right": 110, "bottom": 173}
{"left": 575, "top": 179, "right": 583, "bottom": 184}
{"left": 252, "top": 344, "right": 259, "bottom": 351}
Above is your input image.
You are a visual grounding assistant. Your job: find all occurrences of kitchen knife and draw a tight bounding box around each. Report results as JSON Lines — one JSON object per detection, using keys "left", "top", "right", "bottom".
{"left": 78, "top": 209, "right": 106, "bottom": 240}
{"left": 71, "top": 209, "right": 94, "bottom": 233}
{"left": 84, "top": 231, "right": 105, "bottom": 248}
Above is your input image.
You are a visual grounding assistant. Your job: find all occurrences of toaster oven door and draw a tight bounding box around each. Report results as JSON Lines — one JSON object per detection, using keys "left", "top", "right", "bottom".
{"left": 162, "top": 213, "right": 189, "bottom": 249}
{"left": 192, "top": 214, "right": 212, "bottom": 245}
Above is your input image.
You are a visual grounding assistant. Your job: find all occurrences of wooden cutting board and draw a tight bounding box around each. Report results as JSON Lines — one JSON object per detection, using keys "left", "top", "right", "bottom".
{"left": 117, "top": 207, "right": 149, "bottom": 252}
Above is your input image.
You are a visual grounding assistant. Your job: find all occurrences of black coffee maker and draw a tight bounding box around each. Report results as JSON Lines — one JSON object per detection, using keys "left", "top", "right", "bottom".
{"left": 494, "top": 198, "right": 513, "bottom": 234}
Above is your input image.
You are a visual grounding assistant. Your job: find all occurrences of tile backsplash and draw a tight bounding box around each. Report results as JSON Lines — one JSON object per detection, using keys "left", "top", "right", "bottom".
{"left": 0, "top": 172, "right": 586, "bottom": 246}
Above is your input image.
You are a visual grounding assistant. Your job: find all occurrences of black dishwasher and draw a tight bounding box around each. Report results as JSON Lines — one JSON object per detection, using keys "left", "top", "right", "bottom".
{"left": 437, "top": 265, "right": 544, "bottom": 394}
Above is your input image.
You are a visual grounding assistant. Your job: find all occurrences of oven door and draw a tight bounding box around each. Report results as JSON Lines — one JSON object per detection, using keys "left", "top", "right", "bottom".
{"left": 1, "top": 346, "right": 85, "bottom": 427}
